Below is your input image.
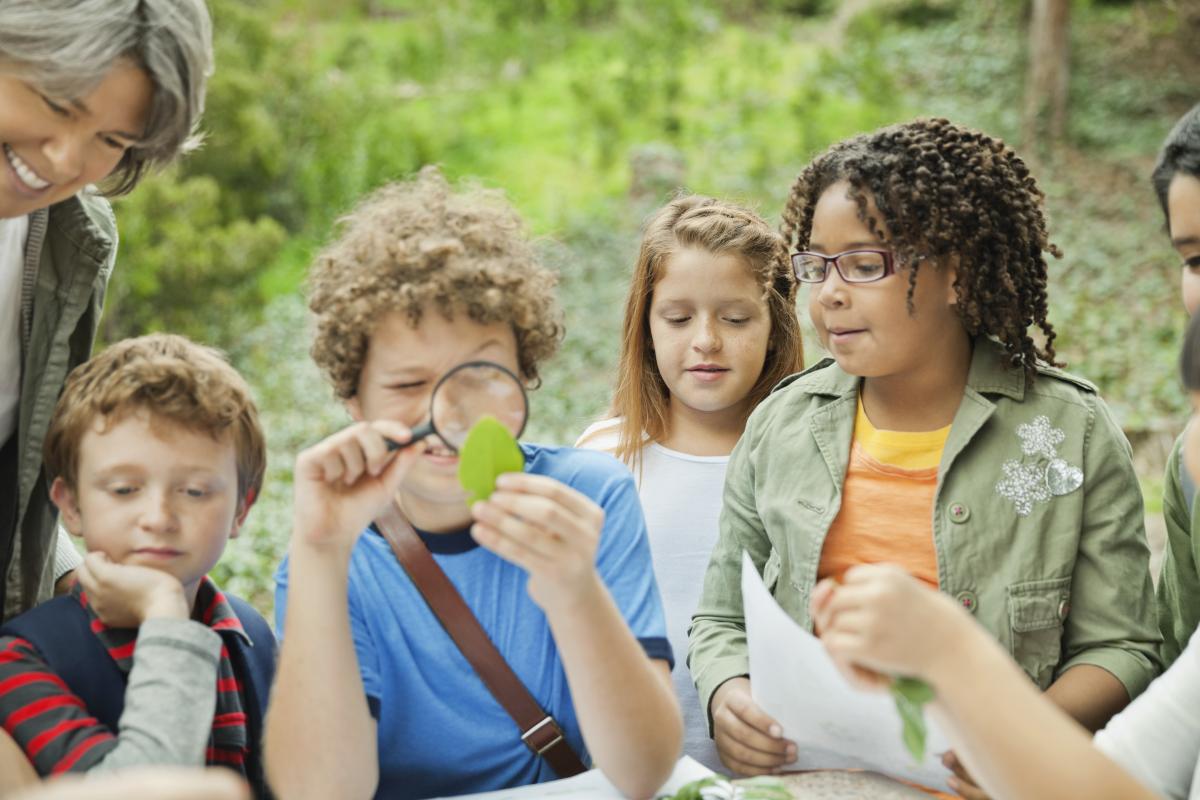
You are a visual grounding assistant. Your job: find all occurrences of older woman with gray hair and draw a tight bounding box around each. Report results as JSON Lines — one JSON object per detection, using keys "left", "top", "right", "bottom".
{"left": 0, "top": 0, "right": 213, "bottom": 621}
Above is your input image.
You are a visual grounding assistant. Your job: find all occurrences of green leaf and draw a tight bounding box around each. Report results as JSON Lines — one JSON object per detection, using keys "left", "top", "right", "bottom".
{"left": 891, "top": 676, "right": 935, "bottom": 763}
{"left": 457, "top": 415, "right": 526, "bottom": 504}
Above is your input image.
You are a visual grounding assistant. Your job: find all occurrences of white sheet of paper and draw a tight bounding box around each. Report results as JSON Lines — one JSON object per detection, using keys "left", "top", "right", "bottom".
{"left": 429, "top": 756, "right": 715, "bottom": 800}
{"left": 742, "top": 551, "right": 954, "bottom": 793}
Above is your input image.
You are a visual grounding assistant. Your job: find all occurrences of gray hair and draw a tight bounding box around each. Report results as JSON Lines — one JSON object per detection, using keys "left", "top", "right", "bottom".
{"left": 0, "top": 0, "right": 213, "bottom": 195}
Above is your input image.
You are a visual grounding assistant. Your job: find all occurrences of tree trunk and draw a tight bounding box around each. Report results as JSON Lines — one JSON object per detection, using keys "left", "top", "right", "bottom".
{"left": 1023, "top": 0, "right": 1071, "bottom": 148}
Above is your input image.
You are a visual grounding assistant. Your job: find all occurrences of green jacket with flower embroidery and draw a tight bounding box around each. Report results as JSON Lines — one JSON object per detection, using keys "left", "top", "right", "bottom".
{"left": 688, "top": 336, "right": 1163, "bottom": 728}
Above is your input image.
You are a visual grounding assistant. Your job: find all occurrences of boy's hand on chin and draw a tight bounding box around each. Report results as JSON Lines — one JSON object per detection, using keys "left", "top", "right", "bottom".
{"left": 292, "top": 420, "right": 418, "bottom": 556}
{"left": 469, "top": 472, "right": 604, "bottom": 611}
{"left": 76, "top": 552, "right": 189, "bottom": 627}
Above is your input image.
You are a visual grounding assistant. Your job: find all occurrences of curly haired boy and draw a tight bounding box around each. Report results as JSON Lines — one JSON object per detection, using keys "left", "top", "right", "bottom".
{"left": 265, "top": 167, "right": 682, "bottom": 800}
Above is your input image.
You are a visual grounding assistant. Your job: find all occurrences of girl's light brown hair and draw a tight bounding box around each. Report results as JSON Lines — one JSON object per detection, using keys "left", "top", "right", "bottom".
{"left": 595, "top": 194, "right": 803, "bottom": 466}
{"left": 43, "top": 333, "right": 266, "bottom": 509}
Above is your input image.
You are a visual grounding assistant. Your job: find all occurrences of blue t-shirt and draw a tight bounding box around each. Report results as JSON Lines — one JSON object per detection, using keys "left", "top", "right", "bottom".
{"left": 275, "top": 444, "right": 671, "bottom": 800}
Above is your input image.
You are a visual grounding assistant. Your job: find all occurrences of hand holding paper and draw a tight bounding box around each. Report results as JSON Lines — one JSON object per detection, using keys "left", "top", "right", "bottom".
{"left": 741, "top": 552, "right": 954, "bottom": 793}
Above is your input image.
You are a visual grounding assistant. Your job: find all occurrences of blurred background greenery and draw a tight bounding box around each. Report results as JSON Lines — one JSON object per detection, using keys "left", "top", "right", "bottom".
{"left": 101, "top": 0, "right": 1198, "bottom": 610}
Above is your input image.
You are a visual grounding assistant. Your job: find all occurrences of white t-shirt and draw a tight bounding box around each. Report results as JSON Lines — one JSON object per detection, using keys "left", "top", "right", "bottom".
{"left": 0, "top": 215, "right": 29, "bottom": 447}
{"left": 1094, "top": 625, "right": 1200, "bottom": 799}
{"left": 577, "top": 418, "right": 728, "bottom": 773}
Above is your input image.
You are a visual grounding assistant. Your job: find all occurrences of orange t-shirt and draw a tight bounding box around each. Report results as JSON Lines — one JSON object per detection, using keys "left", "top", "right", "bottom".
{"left": 819, "top": 398, "right": 955, "bottom": 798}
{"left": 818, "top": 397, "right": 950, "bottom": 589}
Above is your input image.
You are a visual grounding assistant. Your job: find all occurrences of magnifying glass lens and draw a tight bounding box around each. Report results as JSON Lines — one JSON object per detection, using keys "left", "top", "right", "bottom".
{"left": 431, "top": 363, "right": 527, "bottom": 450}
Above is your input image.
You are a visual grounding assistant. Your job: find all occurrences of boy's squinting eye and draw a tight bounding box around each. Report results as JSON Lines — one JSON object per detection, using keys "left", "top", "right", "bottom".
{"left": 1184, "top": 256, "right": 1200, "bottom": 272}
{"left": 387, "top": 380, "right": 427, "bottom": 392}
{"left": 183, "top": 486, "right": 210, "bottom": 499}
{"left": 724, "top": 317, "right": 750, "bottom": 325}
{"left": 109, "top": 485, "right": 137, "bottom": 497}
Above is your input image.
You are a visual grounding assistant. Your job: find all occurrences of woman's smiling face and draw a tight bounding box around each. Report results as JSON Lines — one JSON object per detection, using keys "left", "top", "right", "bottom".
{"left": 0, "top": 59, "right": 151, "bottom": 219}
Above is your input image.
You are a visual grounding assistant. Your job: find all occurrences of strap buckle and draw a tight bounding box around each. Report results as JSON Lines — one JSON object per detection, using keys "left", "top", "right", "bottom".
{"left": 521, "top": 716, "right": 565, "bottom": 756}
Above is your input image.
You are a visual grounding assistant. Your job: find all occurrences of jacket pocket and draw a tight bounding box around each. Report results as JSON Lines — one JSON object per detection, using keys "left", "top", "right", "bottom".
{"left": 1007, "top": 577, "right": 1072, "bottom": 689}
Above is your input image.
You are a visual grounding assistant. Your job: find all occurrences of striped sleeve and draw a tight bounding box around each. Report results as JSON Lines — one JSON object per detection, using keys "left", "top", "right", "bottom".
{"left": 0, "top": 635, "right": 116, "bottom": 775}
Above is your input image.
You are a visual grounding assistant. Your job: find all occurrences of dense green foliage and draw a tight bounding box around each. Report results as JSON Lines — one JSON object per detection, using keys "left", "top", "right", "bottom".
{"left": 98, "top": 0, "right": 1195, "bottom": 609}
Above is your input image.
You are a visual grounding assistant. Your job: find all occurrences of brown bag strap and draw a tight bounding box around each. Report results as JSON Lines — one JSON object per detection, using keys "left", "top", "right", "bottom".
{"left": 373, "top": 502, "right": 587, "bottom": 779}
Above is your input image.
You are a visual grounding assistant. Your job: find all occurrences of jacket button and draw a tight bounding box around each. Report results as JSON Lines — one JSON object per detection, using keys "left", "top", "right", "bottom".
{"left": 948, "top": 502, "right": 971, "bottom": 524}
{"left": 956, "top": 591, "right": 978, "bottom": 613}
{"left": 1058, "top": 599, "right": 1070, "bottom": 620}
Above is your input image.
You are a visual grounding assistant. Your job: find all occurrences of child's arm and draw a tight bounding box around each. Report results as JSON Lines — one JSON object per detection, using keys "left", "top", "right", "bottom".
{"left": 688, "top": 427, "right": 794, "bottom": 776}
{"left": 813, "top": 565, "right": 1161, "bottom": 800}
{"left": 471, "top": 471, "right": 682, "bottom": 798}
{"left": 263, "top": 420, "right": 416, "bottom": 800}
{"left": 0, "top": 566, "right": 221, "bottom": 775}
{"left": 1050, "top": 398, "right": 1162, "bottom": 726}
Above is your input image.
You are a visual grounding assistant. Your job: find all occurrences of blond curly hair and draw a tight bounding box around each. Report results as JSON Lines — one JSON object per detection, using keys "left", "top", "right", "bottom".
{"left": 308, "top": 166, "right": 565, "bottom": 399}
{"left": 43, "top": 333, "right": 266, "bottom": 507}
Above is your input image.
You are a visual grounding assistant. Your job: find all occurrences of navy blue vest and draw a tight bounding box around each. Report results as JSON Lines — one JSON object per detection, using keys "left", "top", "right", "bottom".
{"left": 1, "top": 594, "right": 274, "bottom": 799}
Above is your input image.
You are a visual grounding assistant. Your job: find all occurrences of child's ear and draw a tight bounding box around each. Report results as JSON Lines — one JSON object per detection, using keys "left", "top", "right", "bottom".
{"left": 944, "top": 258, "right": 960, "bottom": 306}
{"left": 49, "top": 478, "right": 84, "bottom": 536}
{"left": 229, "top": 488, "right": 257, "bottom": 540}
{"left": 346, "top": 395, "right": 364, "bottom": 422}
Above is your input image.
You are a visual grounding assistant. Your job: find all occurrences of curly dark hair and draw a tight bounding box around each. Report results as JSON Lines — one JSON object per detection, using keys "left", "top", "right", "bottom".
{"left": 781, "top": 117, "right": 1061, "bottom": 380}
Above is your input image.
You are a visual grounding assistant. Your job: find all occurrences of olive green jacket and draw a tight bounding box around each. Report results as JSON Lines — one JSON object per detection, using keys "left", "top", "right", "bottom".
{"left": 2, "top": 194, "right": 116, "bottom": 620}
{"left": 1156, "top": 430, "right": 1200, "bottom": 665}
{"left": 689, "top": 337, "right": 1162, "bottom": 726}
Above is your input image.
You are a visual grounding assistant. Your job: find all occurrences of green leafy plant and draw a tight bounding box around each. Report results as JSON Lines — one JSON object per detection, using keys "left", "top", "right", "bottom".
{"left": 891, "top": 676, "right": 935, "bottom": 762}
{"left": 457, "top": 415, "right": 526, "bottom": 503}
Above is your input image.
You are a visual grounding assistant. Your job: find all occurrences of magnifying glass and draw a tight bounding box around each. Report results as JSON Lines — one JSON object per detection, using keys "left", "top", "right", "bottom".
{"left": 385, "top": 360, "right": 528, "bottom": 453}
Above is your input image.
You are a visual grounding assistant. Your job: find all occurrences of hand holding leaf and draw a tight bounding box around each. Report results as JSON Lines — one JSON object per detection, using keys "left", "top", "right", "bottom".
{"left": 457, "top": 415, "right": 525, "bottom": 502}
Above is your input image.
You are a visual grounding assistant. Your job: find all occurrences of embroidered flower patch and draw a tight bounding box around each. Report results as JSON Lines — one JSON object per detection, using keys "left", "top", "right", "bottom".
{"left": 995, "top": 416, "right": 1083, "bottom": 517}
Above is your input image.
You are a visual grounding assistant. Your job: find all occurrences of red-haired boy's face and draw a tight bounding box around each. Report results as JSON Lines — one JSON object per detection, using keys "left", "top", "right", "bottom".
{"left": 347, "top": 310, "right": 520, "bottom": 533}
{"left": 50, "top": 410, "right": 246, "bottom": 608}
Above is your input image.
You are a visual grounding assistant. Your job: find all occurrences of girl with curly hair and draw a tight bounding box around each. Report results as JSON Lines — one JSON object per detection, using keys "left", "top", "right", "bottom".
{"left": 266, "top": 167, "right": 681, "bottom": 800}
{"left": 809, "top": 311, "right": 1200, "bottom": 800}
{"left": 576, "top": 194, "right": 803, "bottom": 771}
{"left": 689, "top": 119, "right": 1162, "bottom": 794}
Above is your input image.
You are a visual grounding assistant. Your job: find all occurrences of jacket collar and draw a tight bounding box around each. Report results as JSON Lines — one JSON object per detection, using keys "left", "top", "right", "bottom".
{"left": 796, "top": 337, "right": 1025, "bottom": 401}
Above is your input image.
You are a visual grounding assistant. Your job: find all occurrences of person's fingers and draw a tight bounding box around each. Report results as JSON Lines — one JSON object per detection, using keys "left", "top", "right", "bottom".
{"left": 470, "top": 521, "right": 553, "bottom": 574}
{"left": 713, "top": 710, "right": 794, "bottom": 774}
{"left": 471, "top": 501, "right": 562, "bottom": 561}
{"left": 358, "top": 426, "right": 393, "bottom": 476}
{"left": 494, "top": 473, "right": 602, "bottom": 526}
{"left": 372, "top": 420, "right": 413, "bottom": 452}
{"left": 722, "top": 692, "right": 794, "bottom": 753}
{"left": 316, "top": 446, "right": 346, "bottom": 484}
{"left": 336, "top": 435, "right": 367, "bottom": 485}
{"left": 487, "top": 491, "right": 577, "bottom": 538}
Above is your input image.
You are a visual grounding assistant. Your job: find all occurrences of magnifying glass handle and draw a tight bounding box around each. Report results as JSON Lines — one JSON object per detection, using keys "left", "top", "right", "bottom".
{"left": 385, "top": 420, "right": 435, "bottom": 452}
